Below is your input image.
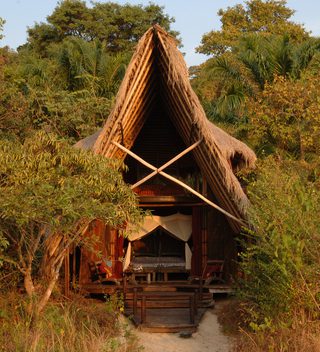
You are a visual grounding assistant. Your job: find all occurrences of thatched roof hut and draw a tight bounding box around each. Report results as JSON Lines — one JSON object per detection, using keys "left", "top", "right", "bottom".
{"left": 75, "top": 25, "right": 256, "bottom": 233}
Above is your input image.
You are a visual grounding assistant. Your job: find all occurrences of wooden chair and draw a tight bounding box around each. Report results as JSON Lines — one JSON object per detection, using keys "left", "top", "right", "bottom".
{"left": 202, "top": 260, "right": 225, "bottom": 285}
{"left": 88, "top": 261, "right": 110, "bottom": 283}
{"left": 88, "top": 261, "right": 101, "bottom": 283}
{"left": 198, "top": 260, "right": 224, "bottom": 300}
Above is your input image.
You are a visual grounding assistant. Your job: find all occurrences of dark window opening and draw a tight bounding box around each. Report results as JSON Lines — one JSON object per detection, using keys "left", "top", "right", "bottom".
{"left": 132, "top": 226, "right": 185, "bottom": 259}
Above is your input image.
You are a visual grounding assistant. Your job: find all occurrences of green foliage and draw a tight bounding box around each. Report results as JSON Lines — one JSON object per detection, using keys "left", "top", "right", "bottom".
{"left": 247, "top": 75, "right": 320, "bottom": 158}
{"left": 52, "top": 37, "right": 129, "bottom": 96}
{"left": 0, "top": 17, "right": 5, "bottom": 40}
{"left": 239, "top": 158, "right": 320, "bottom": 327}
{"left": 24, "top": 88, "right": 112, "bottom": 141}
{"left": 197, "top": 0, "right": 308, "bottom": 56}
{"left": 0, "top": 234, "right": 9, "bottom": 269}
{"left": 0, "top": 75, "right": 31, "bottom": 139}
{"left": 105, "top": 293, "right": 124, "bottom": 315}
{"left": 192, "top": 0, "right": 320, "bottom": 129}
{"left": 26, "top": 0, "right": 179, "bottom": 56}
{"left": 2, "top": 38, "right": 129, "bottom": 141}
{"left": 192, "top": 34, "right": 320, "bottom": 123}
{"left": 0, "top": 130, "right": 140, "bottom": 241}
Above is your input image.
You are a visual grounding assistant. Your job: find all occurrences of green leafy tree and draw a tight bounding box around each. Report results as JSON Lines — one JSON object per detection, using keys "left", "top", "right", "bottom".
{"left": 26, "top": 1, "right": 179, "bottom": 56}
{"left": 0, "top": 17, "right": 5, "bottom": 40}
{"left": 247, "top": 74, "right": 320, "bottom": 158}
{"left": 26, "top": 89, "right": 112, "bottom": 141}
{"left": 88, "top": 2, "right": 178, "bottom": 52}
{"left": 46, "top": 0, "right": 92, "bottom": 40}
{"left": 0, "top": 131, "right": 141, "bottom": 318}
{"left": 197, "top": 0, "right": 308, "bottom": 56}
{"left": 0, "top": 49, "right": 32, "bottom": 139}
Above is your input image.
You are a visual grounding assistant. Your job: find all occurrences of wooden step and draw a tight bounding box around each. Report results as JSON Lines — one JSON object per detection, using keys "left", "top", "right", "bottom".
{"left": 124, "top": 291, "right": 213, "bottom": 306}
{"left": 126, "top": 300, "right": 193, "bottom": 309}
{"left": 137, "top": 323, "right": 197, "bottom": 333}
{"left": 143, "top": 286, "right": 177, "bottom": 292}
{"left": 125, "top": 299, "right": 213, "bottom": 309}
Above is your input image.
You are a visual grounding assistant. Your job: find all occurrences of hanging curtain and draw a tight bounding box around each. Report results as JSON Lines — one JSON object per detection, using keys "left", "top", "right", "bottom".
{"left": 123, "top": 213, "right": 192, "bottom": 270}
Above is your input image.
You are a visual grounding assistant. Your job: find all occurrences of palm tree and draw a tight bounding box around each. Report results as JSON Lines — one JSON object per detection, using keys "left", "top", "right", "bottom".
{"left": 55, "top": 37, "right": 129, "bottom": 97}
{"left": 202, "top": 34, "right": 320, "bottom": 121}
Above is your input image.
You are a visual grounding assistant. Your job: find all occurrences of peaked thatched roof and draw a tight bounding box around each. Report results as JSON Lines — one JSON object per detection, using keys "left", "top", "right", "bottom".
{"left": 75, "top": 25, "right": 256, "bottom": 232}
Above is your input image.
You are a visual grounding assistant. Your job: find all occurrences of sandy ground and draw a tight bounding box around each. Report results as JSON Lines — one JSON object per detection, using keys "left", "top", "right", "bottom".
{"left": 134, "top": 302, "right": 233, "bottom": 352}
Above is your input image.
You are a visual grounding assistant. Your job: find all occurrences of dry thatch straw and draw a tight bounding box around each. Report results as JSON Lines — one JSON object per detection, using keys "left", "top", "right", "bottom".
{"left": 75, "top": 25, "right": 256, "bottom": 232}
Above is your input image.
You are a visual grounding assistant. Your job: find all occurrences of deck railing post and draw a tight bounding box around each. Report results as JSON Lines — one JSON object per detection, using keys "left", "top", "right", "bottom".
{"left": 194, "top": 289, "right": 198, "bottom": 316}
{"left": 141, "top": 295, "right": 147, "bottom": 323}
{"left": 133, "top": 287, "right": 137, "bottom": 317}
{"left": 190, "top": 295, "right": 195, "bottom": 324}
{"left": 199, "top": 279, "right": 203, "bottom": 302}
{"left": 123, "top": 273, "right": 127, "bottom": 301}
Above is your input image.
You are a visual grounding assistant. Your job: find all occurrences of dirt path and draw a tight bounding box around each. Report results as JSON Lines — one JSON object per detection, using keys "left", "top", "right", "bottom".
{"left": 135, "top": 303, "right": 233, "bottom": 352}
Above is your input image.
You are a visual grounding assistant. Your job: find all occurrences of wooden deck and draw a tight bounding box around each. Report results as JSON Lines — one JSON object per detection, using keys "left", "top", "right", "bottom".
{"left": 77, "top": 281, "right": 233, "bottom": 295}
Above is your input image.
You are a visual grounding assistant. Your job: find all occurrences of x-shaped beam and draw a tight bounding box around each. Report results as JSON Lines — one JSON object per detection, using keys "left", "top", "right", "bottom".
{"left": 130, "top": 139, "right": 202, "bottom": 190}
{"left": 112, "top": 140, "right": 245, "bottom": 225}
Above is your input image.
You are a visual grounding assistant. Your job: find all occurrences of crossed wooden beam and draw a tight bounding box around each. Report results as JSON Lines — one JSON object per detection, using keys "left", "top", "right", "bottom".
{"left": 112, "top": 140, "right": 246, "bottom": 225}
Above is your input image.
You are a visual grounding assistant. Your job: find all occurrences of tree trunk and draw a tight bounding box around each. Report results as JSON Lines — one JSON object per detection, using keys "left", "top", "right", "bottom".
{"left": 36, "top": 255, "right": 64, "bottom": 316}
{"left": 40, "top": 233, "right": 64, "bottom": 279}
{"left": 24, "top": 267, "right": 37, "bottom": 318}
{"left": 24, "top": 268, "right": 35, "bottom": 297}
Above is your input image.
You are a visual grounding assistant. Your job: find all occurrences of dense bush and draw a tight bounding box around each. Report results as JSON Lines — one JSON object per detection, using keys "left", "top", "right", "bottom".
{"left": 239, "top": 158, "right": 320, "bottom": 329}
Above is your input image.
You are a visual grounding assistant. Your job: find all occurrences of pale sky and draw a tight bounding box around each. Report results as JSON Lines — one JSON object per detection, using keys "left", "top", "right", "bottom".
{"left": 1, "top": 0, "right": 320, "bottom": 66}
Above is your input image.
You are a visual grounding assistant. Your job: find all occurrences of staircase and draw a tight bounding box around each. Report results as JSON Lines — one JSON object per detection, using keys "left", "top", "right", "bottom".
{"left": 123, "top": 282, "right": 214, "bottom": 332}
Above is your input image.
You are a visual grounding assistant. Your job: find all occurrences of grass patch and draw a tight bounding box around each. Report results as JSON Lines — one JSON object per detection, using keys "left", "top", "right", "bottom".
{"left": 215, "top": 296, "right": 320, "bottom": 352}
{"left": 0, "top": 291, "right": 142, "bottom": 352}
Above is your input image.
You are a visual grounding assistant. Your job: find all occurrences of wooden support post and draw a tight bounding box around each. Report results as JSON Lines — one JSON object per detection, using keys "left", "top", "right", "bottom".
{"left": 133, "top": 287, "right": 138, "bottom": 317}
{"left": 190, "top": 295, "right": 195, "bottom": 324}
{"left": 194, "top": 289, "right": 198, "bottom": 316}
{"left": 72, "top": 245, "right": 76, "bottom": 289}
{"left": 141, "top": 295, "right": 147, "bottom": 323}
{"left": 123, "top": 273, "right": 127, "bottom": 301}
{"left": 164, "top": 272, "right": 168, "bottom": 282}
{"left": 112, "top": 141, "right": 246, "bottom": 226}
{"left": 64, "top": 247, "right": 70, "bottom": 297}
